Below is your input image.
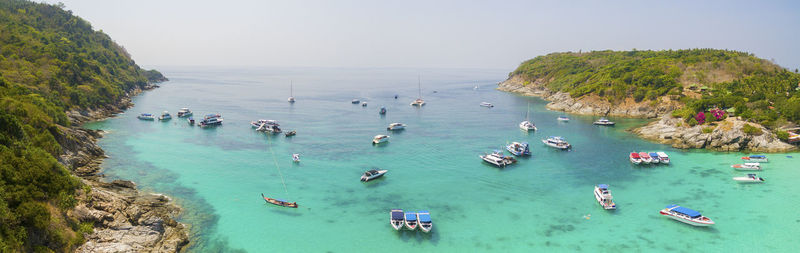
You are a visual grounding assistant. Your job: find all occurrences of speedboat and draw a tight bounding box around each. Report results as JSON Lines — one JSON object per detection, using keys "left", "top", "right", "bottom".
{"left": 372, "top": 135, "right": 390, "bottom": 144}
{"left": 480, "top": 151, "right": 517, "bottom": 167}
{"left": 158, "top": 111, "right": 172, "bottom": 121}
{"left": 285, "top": 130, "right": 296, "bottom": 137}
{"left": 360, "top": 169, "right": 387, "bottom": 182}
{"left": 187, "top": 117, "right": 195, "bottom": 125}
{"left": 557, "top": 116, "right": 570, "bottom": 121}
{"left": 506, "top": 142, "right": 531, "bottom": 156}
{"left": 741, "top": 155, "right": 768, "bottom": 163}
{"left": 639, "top": 152, "right": 652, "bottom": 164}
{"left": 593, "top": 117, "right": 615, "bottom": 126}
{"left": 379, "top": 106, "right": 387, "bottom": 115}
{"left": 198, "top": 114, "right": 223, "bottom": 128}
{"left": 594, "top": 184, "right": 616, "bottom": 210}
{"left": 542, "top": 136, "right": 571, "bottom": 150}
{"left": 660, "top": 204, "right": 714, "bottom": 226}
{"left": 351, "top": 99, "right": 360, "bottom": 104}
{"left": 292, "top": 154, "right": 300, "bottom": 163}
{"left": 418, "top": 211, "right": 433, "bottom": 233}
{"left": 410, "top": 98, "right": 425, "bottom": 106}
{"left": 649, "top": 152, "right": 660, "bottom": 164}
{"left": 390, "top": 209, "right": 404, "bottom": 231}
{"left": 177, "top": 108, "right": 193, "bottom": 117}
{"left": 733, "top": 173, "right": 765, "bottom": 183}
{"left": 629, "top": 152, "right": 642, "bottom": 164}
{"left": 731, "top": 163, "right": 761, "bottom": 171}
{"left": 254, "top": 120, "right": 281, "bottom": 133}
{"left": 519, "top": 121, "right": 537, "bottom": 131}
{"left": 387, "top": 123, "right": 406, "bottom": 131}
{"left": 656, "top": 152, "right": 670, "bottom": 164}
{"left": 404, "top": 212, "right": 418, "bottom": 230}
{"left": 137, "top": 113, "right": 155, "bottom": 120}
{"left": 480, "top": 102, "right": 494, "bottom": 108}
{"left": 362, "top": 102, "right": 368, "bottom": 107}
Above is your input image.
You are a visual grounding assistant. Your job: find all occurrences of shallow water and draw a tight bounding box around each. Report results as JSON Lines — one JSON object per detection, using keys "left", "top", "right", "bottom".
{"left": 85, "top": 67, "right": 800, "bottom": 252}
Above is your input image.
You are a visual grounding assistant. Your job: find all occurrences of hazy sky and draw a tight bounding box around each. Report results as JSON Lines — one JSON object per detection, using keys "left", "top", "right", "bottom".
{"left": 45, "top": 0, "right": 800, "bottom": 70}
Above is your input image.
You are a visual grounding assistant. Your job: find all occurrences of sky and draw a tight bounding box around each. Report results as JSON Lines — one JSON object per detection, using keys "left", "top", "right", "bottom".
{"left": 43, "top": 0, "right": 800, "bottom": 71}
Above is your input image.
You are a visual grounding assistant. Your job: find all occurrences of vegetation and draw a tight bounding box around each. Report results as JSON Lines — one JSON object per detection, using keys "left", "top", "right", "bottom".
{"left": 742, "top": 124, "right": 763, "bottom": 136}
{"left": 512, "top": 49, "right": 800, "bottom": 129}
{"left": 0, "top": 0, "right": 163, "bottom": 251}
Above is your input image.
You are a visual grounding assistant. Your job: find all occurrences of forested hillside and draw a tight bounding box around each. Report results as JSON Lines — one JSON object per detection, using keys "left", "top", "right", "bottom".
{"left": 511, "top": 49, "right": 800, "bottom": 130}
{"left": 0, "top": 0, "right": 164, "bottom": 251}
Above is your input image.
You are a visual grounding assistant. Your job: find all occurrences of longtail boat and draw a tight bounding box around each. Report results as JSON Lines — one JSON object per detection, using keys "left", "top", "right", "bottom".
{"left": 261, "top": 193, "right": 298, "bottom": 208}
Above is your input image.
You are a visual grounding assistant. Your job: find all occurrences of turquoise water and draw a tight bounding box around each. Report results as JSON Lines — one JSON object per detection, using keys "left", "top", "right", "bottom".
{"left": 85, "top": 67, "right": 800, "bottom": 252}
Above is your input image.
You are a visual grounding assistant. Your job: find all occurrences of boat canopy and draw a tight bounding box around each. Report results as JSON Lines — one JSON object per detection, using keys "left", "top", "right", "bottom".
{"left": 597, "top": 184, "right": 609, "bottom": 189}
{"left": 405, "top": 213, "right": 417, "bottom": 221}
{"left": 391, "top": 211, "right": 404, "bottom": 220}
{"left": 667, "top": 205, "right": 702, "bottom": 218}
{"left": 630, "top": 153, "right": 640, "bottom": 158}
{"left": 750, "top": 155, "right": 766, "bottom": 158}
{"left": 418, "top": 213, "right": 432, "bottom": 222}
{"left": 141, "top": 113, "right": 152, "bottom": 116}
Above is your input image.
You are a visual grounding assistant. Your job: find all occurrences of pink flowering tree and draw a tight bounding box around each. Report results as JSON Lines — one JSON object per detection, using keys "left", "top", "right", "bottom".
{"left": 710, "top": 109, "right": 725, "bottom": 120}
{"left": 695, "top": 112, "right": 706, "bottom": 124}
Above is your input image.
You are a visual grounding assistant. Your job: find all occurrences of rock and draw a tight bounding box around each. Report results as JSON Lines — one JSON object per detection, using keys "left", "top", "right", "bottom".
{"left": 111, "top": 180, "right": 137, "bottom": 189}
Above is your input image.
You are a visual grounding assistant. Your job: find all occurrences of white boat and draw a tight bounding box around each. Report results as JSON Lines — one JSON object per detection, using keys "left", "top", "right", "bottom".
{"left": 404, "top": 212, "right": 418, "bottom": 230}
{"left": 557, "top": 116, "right": 570, "bottom": 121}
{"left": 741, "top": 155, "right": 768, "bottom": 163}
{"left": 361, "top": 169, "right": 387, "bottom": 182}
{"left": 639, "top": 152, "right": 652, "bottom": 164}
{"left": 137, "top": 113, "right": 155, "bottom": 120}
{"left": 733, "top": 173, "right": 765, "bottom": 183}
{"left": 656, "top": 152, "right": 670, "bottom": 164}
{"left": 593, "top": 117, "right": 615, "bottom": 126}
{"left": 387, "top": 123, "right": 406, "bottom": 131}
{"left": 373, "top": 135, "right": 390, "bottom": 144}
{"left": 629, "top": 152, "right": 642, "bottom": 164}
{"left": 253, "top": 120, "right": 282, "bottom": 133}
{"left": 731, "top": 163, "right": 761, "bottom": 171}
{"left": 417, "top": 211, "right": 433, "bottom": 233}
{"left": 480, "top": 102, "right": 494, "bottom": 108}
{"left": 198, "top": 114, "right": 223, "bottom": 128}
{"left": 410, "top": 76, "right": 426, "bottom": 106}
{"left": 158, "top": 111, "right": 172, "bottom": 121}
{"left": 251, "top": 119, "right": 277, "bottom": 128}
{"left": 542, "top": 136, "right": 570, "bottom": 150}
{"left": 292, "top": 154, "right": 300, "bottom": 163}
{"left": 177, "top": 108, "right": 193, "bottom": 117}
{"left": 480, "top": 151, "right": 517, "bottom": 167}
{"left": 649, "top": 152, "right": 660, "bottom": 164}
{"left": 506, "top": 142, "right": 531, "bottom": 156}
{"left": 659, "top": 205, "right": 714, "bottom": 227}
{"left": 390, "top": 209, "right": 404, "bottom": 231}
{"left": 594, "top": 184, "right": 616, "bottom": 210}
{"left": 519, "top": 103, "right": 537, "bottom": 131}
{"left": 288, "top": 81, "right": 295, "bottom": 103}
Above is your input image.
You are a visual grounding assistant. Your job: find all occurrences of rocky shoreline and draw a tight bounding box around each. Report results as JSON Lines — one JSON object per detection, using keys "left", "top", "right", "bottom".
{"left": 57, "top": 84, "right": 190, "bottom": 252}
{"left": 497, "top": 75, "right": 796, "bottom": 152}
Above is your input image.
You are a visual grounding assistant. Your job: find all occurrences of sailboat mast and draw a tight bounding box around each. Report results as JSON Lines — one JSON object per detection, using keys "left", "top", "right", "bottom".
{"left": 290, "top": 80, "right": 293, "bottom": 97}
{"left": 418, "top": 75, "right": 421, "bottom": 98}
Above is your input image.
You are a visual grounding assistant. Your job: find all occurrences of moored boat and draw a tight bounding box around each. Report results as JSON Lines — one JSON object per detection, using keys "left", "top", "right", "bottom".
{"left": 292, "top": 154, "right": 300, "bottom": 163}
{"left": 659, "top": 204, "right": 714, "bottom": 226}
{"left": 137, "top": 113, "right": 155, "bottom": 120}
{"left": 285, "top": 130, "right": 296, "bottom": 137}
{"left": 731, "top": 163, "right": 761, "bottom": 170}
{"left": 594, "top": 184, "right": 616, "bottom": 210}
{"left": 411, "top": 76, "right": 425, "bottom": 106}
{"left": 480, "top": 151, "right": 517, "bottom": 167}
{"left": 253, "top": 120, "right": 281, "bottom": 133}
{"left": 733, "top": 173, "right": 765, "bottom": 183}
{"left": 199, "top": 114, "right": 223, "bottom": 128}
{"left": 629, "top": 152, "right": 642, "bottom": 164}
{"left": 288, "top": 81, "right": 295, "bottom": 103}
{"left": 741, "top": 155, "right": 768, "bottom": 163}
{"left": 542, "top": 136, "right": 570, "bottom": 150}
{"left": 639, "top": 152, "right": 652, "bottom": 164}
{"left": 506, "top": 142, "right": 531, "bottom": 156}
{"left": 418, "top": 211, "right": 433, "bottom": 233}
{"left": 404, "top": 212, "right": 418, "bottom": 230}
{"left": 158, "top": 111, "right": 172, "bottom": 121}
{"left": 351, "top": 99, "right": 360, "bottom": 104}
{"left": 360, "top": 169, "right": 387, "bottom": 182}
{"left": 362, "top": 102, "right": 368, "bottom": 107}
{"left": 656, "top": 152, "right": 670, "bottom": 164}
{"left": 649, "top": 152, "right": 660, "bottom": 164}
{"left": 557, "top": 116, "right": 570, "bottom": 121}
{"left": 372, "top": 135, "right": 390, "bottom": 144}
{"left": 177, "top": 108, "right": 193, "bottom": 117}
{"left": 519, "top": 121, "right": 537, "bottom": 131}
{"left": 379, "top": 106, "right": 387, "bottom": 115}
{"left": 261, "top": 193, "right": 298, "bottom": 208}
{"left": 187, "top": 117, "right": 195, "bottom": 125}
{"left": 593, "top": 117, "right": 615, "bottom": 126}
{"left": 387, "top": 123, "right": 406, "bottom": 131}
{"left": 480, "top": 102, "right": 494, "bottom": 108}
{"left": 390, "top": 209, "right": 404, "bottom": 231}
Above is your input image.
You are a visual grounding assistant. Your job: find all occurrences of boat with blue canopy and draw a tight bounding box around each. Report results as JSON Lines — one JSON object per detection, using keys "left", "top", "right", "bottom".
{"left": 594, "top": 184, "right": 616, "bottom": 210}
{"left": 659, "top": 204, "right": 714, "bottom": 226}
{"left": 404, "top": 212, "right": 418, "bottom": 230}
{"left": 741, "top": 155, "right": 768, "bottom": 163}
{"left": 137, "top": 113, "right": 155, "bottom": 120}
{"left": 390, "top": 209, "right": 404, "bottom": 231}
{"left": 418, "top": 211, "right": 433, "bottom": 233}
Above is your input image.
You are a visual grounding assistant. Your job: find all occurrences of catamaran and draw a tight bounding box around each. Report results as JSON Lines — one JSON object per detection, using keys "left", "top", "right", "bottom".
{"left": 519, "top": 103, "right": 537, "bottom": 131}
{"left": 410, "top": 76, "right": 426, "bottom": 106}
{"left": 659, "top": 204, "right": 714, "bottom": 226}
{"left": 594, "top": 184, "right": 616, "bottom": 210}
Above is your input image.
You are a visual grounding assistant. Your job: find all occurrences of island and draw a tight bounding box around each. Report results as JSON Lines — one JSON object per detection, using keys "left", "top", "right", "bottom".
{"left": 499, "top": 49, "right": 799, "bottom": 152}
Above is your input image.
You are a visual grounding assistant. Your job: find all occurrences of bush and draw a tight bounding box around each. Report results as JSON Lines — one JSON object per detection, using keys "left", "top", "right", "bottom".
{"left": 742, "top": 124, "right": 763, "bottom": 135}
{"left": 776, "top": 130, "right": 789, "bottom": 141}
{"left": 702, "top": 127, "right": 714, "bottom": 133}
{"left": 688, "top": 118, "right": 699, "bottom": 126}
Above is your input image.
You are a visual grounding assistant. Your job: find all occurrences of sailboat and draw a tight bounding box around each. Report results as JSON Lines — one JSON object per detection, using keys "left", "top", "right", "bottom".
{"left": 519, "top": 103, "right": 537, "bottom": 131}
{"left": 287, "top": 81, "right": 295, "bottom": 103}
{"left": 410, "top": 76, "right": 425, "bottom": 106}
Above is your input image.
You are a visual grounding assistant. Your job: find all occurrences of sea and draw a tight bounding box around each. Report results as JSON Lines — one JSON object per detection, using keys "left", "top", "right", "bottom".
{"left": 84, "top": 66, "right": 800, "bottom": 252}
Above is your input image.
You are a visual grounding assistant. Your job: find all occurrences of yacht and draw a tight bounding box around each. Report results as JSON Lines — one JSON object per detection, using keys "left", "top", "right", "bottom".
{"left": 638, "top": 152, "right": 652, "bottom": 164}
{"left": 733, "top": 174, "right": 765, "bottom": 183}
{"left": 741, "top": 155, "right": 768, "bottom": 163}
{"left": 557, "top": 116, "right": 570, "bottom": 121}
{"left": 361, "top": 169, "right": 388, "bottom": 182}
{"left": 379, "top": 106, "right": 387, "bottom": 115}
{"left": 198, "top": 114, "right": 223, "bottom": 127}
{"left": 731, "top": 163, "right": 761, "bottom": 171}
{"left": 480, "top": 102, "right": 494, "bottom": 108}
{"left": 593, "top": 117, "right": 615, "bottom": 126}
{"left": 649, "top": 152, "right": 660, "bottom": 164}
{"left": 137, "top": 113, "right": 155, "bottom": 120}
{"left": 288, "top": 81, "right": 295, "bottom": 103}
{"left": 629, "top": 152, "right": 642, "bottom": 164}
{"left": 480, "top": 151, "right": 517, "bottom": 167}
{"left": 176, "top": 108, "right": 193, "bottom": 117}
{"left": 519, "top": 103, "right": 537, "bottom": 131}
{"left": 418, "top": 211, "right": 433, "bottom": 233}
{"left": 656, "top": 152, "right": 670, "bottom": 164}
{"left": 410, "top": 76, "right": 425, "bottom": 106}
{"left": 373, "top": 135, "right": 390, "bottom": 144}
{"left": 594, "top": 184, "right": 616, "bottom": 210}
{"left": 506, "top": 142, "right": 531, "bottom": 156}
{"left": 659, "top": 204, "right": 714, "bottom": 226}
{"left": 158, "top": 111, "right": 172, "bottom": 121}
{"left": 390, "top": 209, "right": 405, "bottom": 231}
{"left": 542, "top": 136, "right": 571, "bottom": 150}
{"left": 387, "top": 123, "right": 406, "bottom": 131}
{"left": 404, "top": 212, "right": 418, "bottom": 230}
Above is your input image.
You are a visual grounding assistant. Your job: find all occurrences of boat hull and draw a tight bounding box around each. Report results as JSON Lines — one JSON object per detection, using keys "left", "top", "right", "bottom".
{"left": 659, "top": 210, "right": 714, "bottom": 226}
